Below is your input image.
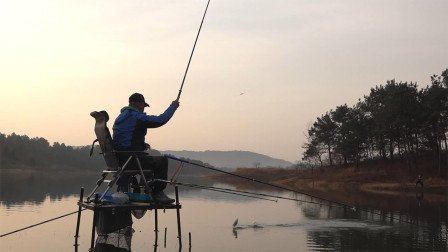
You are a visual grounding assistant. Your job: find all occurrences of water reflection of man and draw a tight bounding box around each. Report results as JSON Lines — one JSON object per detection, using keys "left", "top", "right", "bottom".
{"left": 416, "top": 192, "right": 424, "bottom": 207}
{"left": 112, "top": 93, "right": 179, "bottom": 204}
{"left": 95, "top": 226, "right": 133, "bottom": 252}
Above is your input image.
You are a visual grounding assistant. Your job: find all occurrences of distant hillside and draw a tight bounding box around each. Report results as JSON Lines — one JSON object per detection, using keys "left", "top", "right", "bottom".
{"left": 0, "top": 133, "right": 294, "bottom": 173}
{"left": 161, "top": 150, "right": 294, "bottom": 169}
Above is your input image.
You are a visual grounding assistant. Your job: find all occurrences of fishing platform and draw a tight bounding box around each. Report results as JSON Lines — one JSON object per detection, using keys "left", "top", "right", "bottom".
{"left": 75, "top": 110, "right": 185, "bottom": 251}
{"left": 74, "top": 187, "right": 183, "bottom": 251}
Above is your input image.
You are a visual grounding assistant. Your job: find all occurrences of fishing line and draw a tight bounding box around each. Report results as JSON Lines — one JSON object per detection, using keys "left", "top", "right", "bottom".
{"left": 184, "top": 183, "right": 278, "bottom": 202}
{"left": 177, "top": 0, "right": 211, "bottom": 100}
{"left": 173, "top": 181, "right": 278, "bottom": 202}
{"left": 165, "top": 155, "right": 430, "bottom": 227}
{"left": 153, "top": 178, "right": 276, "bottom": 202}
{"left": 0, "top": 209, "right": 86, "bottom": 238}
{"left": 170, "top": 161, "right": 184, "bottom": 185}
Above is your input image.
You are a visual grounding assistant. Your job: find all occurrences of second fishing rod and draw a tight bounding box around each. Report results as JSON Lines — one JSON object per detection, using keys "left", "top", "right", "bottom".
{"left": 165, "top": 155, "right": 354, "bottom": 209}
{"left": 165, "top": 156, "right": 429, "bottom": 227}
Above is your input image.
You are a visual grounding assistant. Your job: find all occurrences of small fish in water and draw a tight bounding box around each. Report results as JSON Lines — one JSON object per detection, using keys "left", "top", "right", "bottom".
{"left": 233, "top": 218, "right": 238, "bottom": 227}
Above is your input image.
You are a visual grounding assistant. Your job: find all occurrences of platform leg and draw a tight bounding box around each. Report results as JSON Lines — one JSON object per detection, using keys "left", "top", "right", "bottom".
{"left": 175, "top": 186, "right": 182, "bottom": 250}
{"left": 189, "top": 232, "right": 192, "bottom": 252}
{"left": 74, "top": 187, "right": 84, "bottom": 250}
{"left": 164, "top": 227, "right": 167, "bottom": 248}
{"left": 90, "top": 194, "right": 98, "bottom": 251}
{"left": 154, "top": 209, "right": 159, "bottom": 250}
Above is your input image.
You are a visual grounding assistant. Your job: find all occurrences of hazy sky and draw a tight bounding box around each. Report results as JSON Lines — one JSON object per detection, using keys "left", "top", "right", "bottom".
{"left": 1, "top": 0, "right": 447, "bottom": 162}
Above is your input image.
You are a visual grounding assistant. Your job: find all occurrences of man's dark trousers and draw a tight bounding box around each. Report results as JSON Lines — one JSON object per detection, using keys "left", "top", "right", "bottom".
{"left": 116, "top": 154, "right": 168, "bottom": 193}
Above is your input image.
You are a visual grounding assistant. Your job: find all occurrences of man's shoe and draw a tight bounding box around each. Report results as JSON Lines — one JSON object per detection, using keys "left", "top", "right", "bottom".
{"left": 151, "top": 191, "right": 175, "bottom": 204}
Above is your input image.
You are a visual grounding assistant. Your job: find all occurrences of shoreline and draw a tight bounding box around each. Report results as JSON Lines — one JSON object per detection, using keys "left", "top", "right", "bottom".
{"left": 208, "top": 166, "right": 448, "bottom": 208}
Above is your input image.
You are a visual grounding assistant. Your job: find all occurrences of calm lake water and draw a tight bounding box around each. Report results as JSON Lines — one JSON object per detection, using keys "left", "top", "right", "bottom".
{"left": 1, "top": 173, "right": 447, "bottom": 251}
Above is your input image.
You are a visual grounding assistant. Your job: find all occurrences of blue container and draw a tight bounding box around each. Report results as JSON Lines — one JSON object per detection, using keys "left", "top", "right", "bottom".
{"left": 97, "top": 192, "right": 114, "bottom": 202}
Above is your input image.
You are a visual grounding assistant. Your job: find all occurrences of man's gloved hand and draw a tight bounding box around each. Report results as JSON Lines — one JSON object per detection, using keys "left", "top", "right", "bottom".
{"left": 171, "top": 99, "right": 180, "bottom": 108}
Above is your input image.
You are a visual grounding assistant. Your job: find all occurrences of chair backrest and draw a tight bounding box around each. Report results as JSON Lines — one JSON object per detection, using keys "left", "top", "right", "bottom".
{"left": 90, "top": 111, "right": 119, "bottom": 170}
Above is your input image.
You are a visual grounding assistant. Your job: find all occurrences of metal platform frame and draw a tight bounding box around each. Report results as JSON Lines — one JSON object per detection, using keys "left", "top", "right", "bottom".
{"left": 74, "top": 187, "right": 183, "bottom": 251}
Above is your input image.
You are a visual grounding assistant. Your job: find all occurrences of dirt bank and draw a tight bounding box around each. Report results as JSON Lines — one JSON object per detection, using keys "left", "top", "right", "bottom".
{"left": 208, "top": 166, "right": 448, "bottom": 208}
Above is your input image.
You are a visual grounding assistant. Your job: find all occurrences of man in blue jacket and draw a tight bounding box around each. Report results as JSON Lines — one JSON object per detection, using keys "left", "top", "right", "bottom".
{"left": 113, "top": 93, "right": 179, "bottom": 204}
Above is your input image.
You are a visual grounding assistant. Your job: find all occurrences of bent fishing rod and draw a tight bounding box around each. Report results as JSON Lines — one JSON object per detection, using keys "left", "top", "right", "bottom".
{"left": 177, "top": 0, "right": 211, "bottom": 100}
{"left": 165, "top": 155, "right": 349, "bottom": 208}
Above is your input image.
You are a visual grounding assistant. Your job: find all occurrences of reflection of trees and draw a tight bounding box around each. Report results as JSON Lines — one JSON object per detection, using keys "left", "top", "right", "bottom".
{"left": 298, "top": 194, "right": 448, "bottom": 251}
{"left": 0, "top": 172, "right": 100, "bottom": 203}
{"left": 307, "top": 222, "right": 447, "bottom": 251}
{"left": 1, "top": 167, "right": 215, "bottom": 204}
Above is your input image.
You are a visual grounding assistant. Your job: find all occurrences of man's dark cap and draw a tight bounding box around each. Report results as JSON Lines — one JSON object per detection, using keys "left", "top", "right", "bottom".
{"left": 129, "top": 93, "right": 149, "bottom": 107}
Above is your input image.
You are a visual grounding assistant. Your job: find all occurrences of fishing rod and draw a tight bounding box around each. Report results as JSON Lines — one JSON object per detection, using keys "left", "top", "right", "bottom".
{"left": 165, "top": 155, "right": 350, "bottom": 208}
{"left": 171, "top": 181, "right": 354, "bottom": 208}
{"left": 153, "top": 178, "right": 276, "bottom": 202}
{"left": 172, "top": 182, "right": 426, "bottom": 226}
{"left": 0, "top": 209, "right": 86, "bottom": 238}
{"left": 177, "top": 0, "right": 211, "bottom": 100}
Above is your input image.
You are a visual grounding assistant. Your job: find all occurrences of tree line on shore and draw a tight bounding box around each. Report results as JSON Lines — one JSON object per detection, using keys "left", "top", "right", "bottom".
{"left": 0, "top": 132, "right": 212, "bottom": 176}
{"left": 302, "top": 69, "right": 448, "bottom": 176}
{"left": 0, "top": 133, "right": 102, "bottom": 171}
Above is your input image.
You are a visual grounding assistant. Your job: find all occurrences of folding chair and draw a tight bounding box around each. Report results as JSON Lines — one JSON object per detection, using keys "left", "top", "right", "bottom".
{"left": 86, "top": 110, "right": 153, "bottom": 202}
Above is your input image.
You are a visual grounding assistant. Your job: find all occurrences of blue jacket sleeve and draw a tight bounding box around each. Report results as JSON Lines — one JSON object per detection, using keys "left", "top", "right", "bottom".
{"left": 137, "top": 105, "right": 178, "bottom": 128}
